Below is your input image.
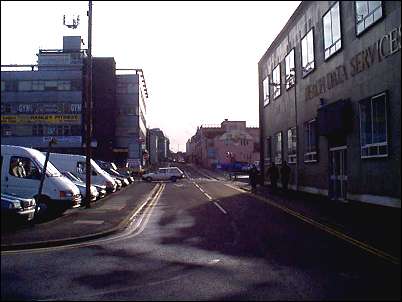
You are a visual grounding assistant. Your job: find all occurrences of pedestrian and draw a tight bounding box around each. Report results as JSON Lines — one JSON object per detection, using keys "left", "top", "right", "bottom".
{"left": 249, "top": 164, "right": 258, "bottom": 192}
{"left": 267, "top": 161, "right": 279, "bottom": 193}
{"left": 281, "top": 160, "right": 291, "bottom": 192}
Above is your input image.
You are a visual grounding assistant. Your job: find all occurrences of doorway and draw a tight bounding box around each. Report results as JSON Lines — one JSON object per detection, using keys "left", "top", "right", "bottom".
{"left": 329, "top": 146, "right": 347, "bottom": 201}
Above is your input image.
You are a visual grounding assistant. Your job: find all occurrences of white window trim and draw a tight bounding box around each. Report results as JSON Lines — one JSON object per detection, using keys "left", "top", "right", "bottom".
{"left": 359, "top": 92, "right": 388, "bottom": 159}
{"left": 304, "top": 119, "right": 318, "bottom": 163}
{"left": 323, "top": 2, "right": 342, "bottom": 60}
{"left": 263, "top": 76, "right": 270, "bottom": 107}
{"left": 273, "top": 64, "right": 281, "bottom": 99}
{"left": 285, "top": 49, "right": 296, "bottom": 90}
{"left": 355, "top": 1, "right": 383, "bottom": 36}
{"left": 301, "top": 29, "right": 315, "bottom": 77}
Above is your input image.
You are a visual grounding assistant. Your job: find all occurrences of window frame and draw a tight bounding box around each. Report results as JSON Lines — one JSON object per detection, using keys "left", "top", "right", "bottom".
{"left": 265, "top": 136, "right": 272, "bottom": 164}
{"left": 272, "top": 64, "right": 281, "bottom": 99}
{"left": 287, "top": 127, "right": 297, "bottom": 164}
{"left": 355, "top": 1, "right": 384, "bottom": 36}
{"left": 274, "top": 131, "right": 283, "bottom": 165}
{"left": 263, "top": 75, "right": 270, "bottom": 106}
{"left": 301, "top": 28, "right": 315, "bottom": 77}
{"left": 359, "top": 91, "right": 388, "bottom": 159}
{"left": 323, "top": 1, "right": 342, "bottom": 60}
{"left": 285, "top": 48, "right": 296, "bottom": 90}
{"left": 304, "top": 119, "right": 318, "bottom": 163}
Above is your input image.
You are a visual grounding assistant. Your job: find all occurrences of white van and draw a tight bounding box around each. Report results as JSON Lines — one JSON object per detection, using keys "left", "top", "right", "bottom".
{"left": 1, "top": 145, "right": 81, "bottom": 212}
{"left": 47, "top": 152, "right": 117, "bottom": 193}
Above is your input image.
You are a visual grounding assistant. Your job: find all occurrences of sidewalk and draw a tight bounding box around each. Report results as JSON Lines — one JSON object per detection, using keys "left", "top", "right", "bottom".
{"left": 1, "top": 181, "right": 158, "bottom": 251}
{"left": 199, "top": 166, "right": 401, "bottom": 260}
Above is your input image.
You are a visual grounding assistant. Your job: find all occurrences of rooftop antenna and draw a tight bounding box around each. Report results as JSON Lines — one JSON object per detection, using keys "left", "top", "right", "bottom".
{"left": 63, "top": 14, "right": 80, "bottom": 29}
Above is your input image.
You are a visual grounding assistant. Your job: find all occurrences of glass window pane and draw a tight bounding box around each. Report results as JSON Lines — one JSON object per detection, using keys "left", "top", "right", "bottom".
{"left": 368, "top": 1, "right": 381, "bottom": 12}
{"left": 18, "top": 81, "right": 31, "bottom": 91}
{"left": 323, "top": 12, "right": 332, "bottom": 49}
{"left": 307, "top": 30, "right": 315, "bottom": 65}
{"left": 372, "top": 95, "right": 386, "bottom": 143}
{"left": 373, "top": 6, "right": 382, "bottom": 22}
{"left": 332, "top": 2, "right": 341, "bottom": 43}
{"left": 356, "top": 1, "right": 368, "bottom": 21}
{"left": 302, "top": 36, "right": 308, "bottom": 69}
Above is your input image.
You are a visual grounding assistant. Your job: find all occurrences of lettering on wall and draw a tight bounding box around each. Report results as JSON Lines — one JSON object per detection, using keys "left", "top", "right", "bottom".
{"left": 305, "top": 25, "right": 401, "bottom": 101}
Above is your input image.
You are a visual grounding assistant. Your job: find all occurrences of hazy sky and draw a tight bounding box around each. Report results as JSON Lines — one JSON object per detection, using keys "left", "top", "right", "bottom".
{"left": 1, "top": 1, "right": 300, "bottom": 152}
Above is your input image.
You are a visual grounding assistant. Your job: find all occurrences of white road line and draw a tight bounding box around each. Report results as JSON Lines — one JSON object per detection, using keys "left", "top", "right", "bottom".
{"left": 213, "top": 201, "right": 227, "bottom": 214}
{"left": 204, "top": 193, "right": 213, "bottom": 200}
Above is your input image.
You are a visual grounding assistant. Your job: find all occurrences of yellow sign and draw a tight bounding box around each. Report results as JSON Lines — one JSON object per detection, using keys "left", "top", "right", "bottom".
{"left": 1, "top": 114, "right": 81, "bottom": 124}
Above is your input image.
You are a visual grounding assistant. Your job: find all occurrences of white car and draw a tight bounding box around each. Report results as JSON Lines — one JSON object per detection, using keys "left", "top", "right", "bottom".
{"left": 142, "top": 167, "right": 184, "bottom": 182}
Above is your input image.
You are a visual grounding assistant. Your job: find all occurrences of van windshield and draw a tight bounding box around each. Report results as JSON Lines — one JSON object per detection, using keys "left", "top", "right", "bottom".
{"left": 91, "top": 160, "right": 105, "bottom": 175}
{"left": 32, "top": 150, "right": 62, "bottom": 177}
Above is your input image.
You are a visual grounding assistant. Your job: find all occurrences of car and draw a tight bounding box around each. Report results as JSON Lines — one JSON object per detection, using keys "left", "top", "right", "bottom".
{"left": 1, "top": 192, "right": 36, "bottom": 223}
{"left": 69, "top": 171, "right": 107, "bottom": 199}
{"left": 61, "top": 171, "right": 99, "bottom": 203}
{"left": 142, "top": 167, "right": 184, "bottom": 182}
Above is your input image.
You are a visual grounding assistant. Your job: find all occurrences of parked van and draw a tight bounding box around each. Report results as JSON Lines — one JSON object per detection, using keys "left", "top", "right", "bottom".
{"left": 1, "top": 145, "right": 81, "bottom": 213}
{"left": 47, "top": 152, "right": 117, "bottom": 193}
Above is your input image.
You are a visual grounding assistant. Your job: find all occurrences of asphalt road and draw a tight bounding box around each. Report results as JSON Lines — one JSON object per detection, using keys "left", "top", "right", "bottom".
{"left": 1, "top": 164, "right": 400, "bottom": 300}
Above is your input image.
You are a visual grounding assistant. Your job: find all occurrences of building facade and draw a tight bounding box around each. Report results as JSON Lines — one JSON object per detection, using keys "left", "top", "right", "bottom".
{"left": 1, "top": 36, "right": 85, "bottom": 153}
{"left": 187, "top": 119, "right": 260, "bottom": 168}
{"left": 258, "top": 1, "right": 401, "bottom": 207}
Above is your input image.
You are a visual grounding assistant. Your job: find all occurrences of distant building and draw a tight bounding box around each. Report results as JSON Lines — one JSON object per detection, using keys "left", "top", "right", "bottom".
{"left": 150, "top": 128, "right": 170, "bottom": 163}
{"left": 1, "top": 36, "right": 85, "bottom": 154}
{"left": 187, "top": 119, "right": 260, "bottom": 168}
{"left": 1, "top": 36, "right": 150, "bottom": 167}
{"left": 258, "top": 1, "right": 400, "bottom": 207}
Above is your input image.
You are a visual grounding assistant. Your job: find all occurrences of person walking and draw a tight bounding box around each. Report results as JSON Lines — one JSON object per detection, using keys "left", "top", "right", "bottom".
{"left": 267, "top": 161, "right": 279, "bottom": 193}
{"left": 249, "top": 164, "right": 258, "bottom": 192}
{"left": 281, "top": 160, "right": 291, "bottom": 192}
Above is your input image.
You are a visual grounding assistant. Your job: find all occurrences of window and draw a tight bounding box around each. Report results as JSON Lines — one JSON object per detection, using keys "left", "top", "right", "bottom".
{"left": 32, "top": 125, "right": 44, "bottom": 136}
{"left": 285, "top": 49, "right": 295, "bottom": 89}
{"left": 57, "top": 126, "right": 63, "bottom": 136}
{"left": 71, "top": 125, "right": 81, "bottom": 135}
{"left": 301, "top": 29, "right": 315, "bottom": 76}
{"left": 359, "top": 92, "right": 388, "bottom": 158}
{"left": 57, "top": 80, "right": 71, "bottom": 91}
{"left": 272, "top": 64, "right": 281, "bottom": 99}
{"left": 2, "top": 125, "right": 12, "bottom": 137}
{"left": 18, "top": 81, "right": 32, "bottom": 91}
{"left": 304, "top": 119, "right": 318, "bottom": 162}
{"left": 274, "top": 132, "right": 282, "bottom": 164}
{"left": 32, "top": 81, "right": 45, "bottom": 91}
{"left": 263, "top": 76, "right": 270, "bottom": 106}
{"left": 323, "top": 2, "right": 342, "bottom": 60}
{"left": 287, "top": 127, "right": 297, "bottom": 164}
{"left": 1, "top": 81, "right": 5, "bottom": 92}
{"left": 265, "top": 137, "right": 272, "bottom": 163}
{"left": 63, "top": 125, "right": 70, "bottom": 136}
{"left": 47, "top": 126, "right": 57, "bottom": 136}
{"left": 9, "top": 156, "right": 41, "bottom": 180}
{"left": 355, "top": 1, "right": 382, "bottom": 35}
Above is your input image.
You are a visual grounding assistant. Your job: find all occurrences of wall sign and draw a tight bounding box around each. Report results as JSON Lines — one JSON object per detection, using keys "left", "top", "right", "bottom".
{"left": 305, "top": 25, "right": 401, "bottom": 102}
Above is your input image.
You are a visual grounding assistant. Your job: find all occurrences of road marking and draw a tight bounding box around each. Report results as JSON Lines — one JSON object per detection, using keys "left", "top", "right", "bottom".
{"left": 224, "top": 183, "right": 400, "bottom": 265}
{"left": 1, "top": 184, "right": 164, "bottom": 254}
{"left": 73, "top": 220, "right": 104, "bottom": 225}
{"left": 213, "top": 201, "right": 227, "bottom": 214}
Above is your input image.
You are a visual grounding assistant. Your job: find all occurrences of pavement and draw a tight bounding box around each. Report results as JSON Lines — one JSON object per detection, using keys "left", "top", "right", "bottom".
{"left": 1, "top": 181, "right": 159, "bottom": 251}
{"left": 197, "top": 166, "right": 401, "bottom": 262}
{"left": 2, "top": 167, "right": 401, "bottom": 263}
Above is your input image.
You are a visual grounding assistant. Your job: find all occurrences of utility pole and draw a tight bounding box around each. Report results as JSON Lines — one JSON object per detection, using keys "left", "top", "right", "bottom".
{"left": 291, "top": 68, "right": 299, "bottom": 191}
{"left": 85, "top": 0, "right": 93, "bottom": 208}
{"left": 63, "top": 8, "right": 92, "bottom": 207}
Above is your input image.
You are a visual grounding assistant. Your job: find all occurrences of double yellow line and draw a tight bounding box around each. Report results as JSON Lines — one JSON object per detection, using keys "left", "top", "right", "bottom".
{"left": 227, "top": 184, "right": 400, "bottom": 265}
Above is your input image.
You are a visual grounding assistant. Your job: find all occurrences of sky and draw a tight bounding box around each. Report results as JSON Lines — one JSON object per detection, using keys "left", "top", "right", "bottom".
{"left": 1, "top": 1, "right": 300, "bottom": 152}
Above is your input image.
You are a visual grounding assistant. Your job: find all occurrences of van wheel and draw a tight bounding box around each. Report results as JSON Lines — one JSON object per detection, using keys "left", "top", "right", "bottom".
{"left": 146, "top": 177, "right": 152, "bottom": 182}
{"left": 170, "top": 176, "right": 177, "bottom": 182}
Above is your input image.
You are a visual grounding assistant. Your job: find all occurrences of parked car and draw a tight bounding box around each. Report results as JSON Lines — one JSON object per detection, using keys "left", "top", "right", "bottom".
{"left": 61, "top": 171, "right": 99, "bottom": 203}
{"left": 142, "top": 167, "right": 184, "bottom": 182}
{"left": 1, "top": 192, "right": 36, "bottom": 223}
{"left": 96, "top": 160, "right": 133, "bottom": 184}
{"left": 1, "top": 145, "right": 81, "bottom": 215}
{"left": 68, "top": 171, "right": 107, "bottom": 199}
{"left": 47, "top": 152, "right": 117, "bottom": 193}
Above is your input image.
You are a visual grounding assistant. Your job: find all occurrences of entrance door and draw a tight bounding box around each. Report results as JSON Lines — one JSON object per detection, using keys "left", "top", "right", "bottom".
{"left": 329, "top": 146, "right": 347, "bottom": 201}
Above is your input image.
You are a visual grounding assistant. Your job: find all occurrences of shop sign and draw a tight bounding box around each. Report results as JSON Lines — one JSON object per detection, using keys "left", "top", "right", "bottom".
{"left": 1, "top": 114, "right": 81, "bottom": 124}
